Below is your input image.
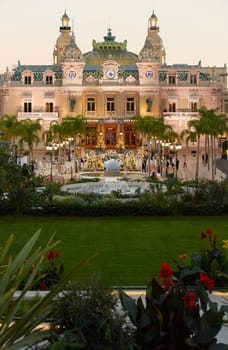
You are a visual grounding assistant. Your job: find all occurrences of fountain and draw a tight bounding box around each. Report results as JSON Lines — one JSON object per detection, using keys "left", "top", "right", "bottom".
{"left": 104, "top": 158, "right": 121, "bottom": 177}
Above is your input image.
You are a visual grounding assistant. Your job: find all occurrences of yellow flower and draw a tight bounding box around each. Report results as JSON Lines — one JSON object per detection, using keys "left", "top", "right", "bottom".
{"left": 222, "top": 240, "right": 228, "bottom": 249}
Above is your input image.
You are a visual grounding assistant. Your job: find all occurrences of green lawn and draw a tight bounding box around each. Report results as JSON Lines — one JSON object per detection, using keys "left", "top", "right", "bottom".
{"left": 0, "top": 216, "right": 228, "bottom": 286}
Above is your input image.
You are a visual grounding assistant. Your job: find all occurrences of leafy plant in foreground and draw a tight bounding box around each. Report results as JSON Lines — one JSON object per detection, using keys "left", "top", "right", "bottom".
{"left": 0, "top": 229, "right": 96, "bottom": 350}
{"left": 120, "top": 228, "right": 228, "bottom": 349}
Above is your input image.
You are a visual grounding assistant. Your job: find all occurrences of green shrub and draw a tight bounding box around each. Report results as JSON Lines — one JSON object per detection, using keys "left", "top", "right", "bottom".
{"left": 49, "top": 276, "right": 134, "bottom": 350}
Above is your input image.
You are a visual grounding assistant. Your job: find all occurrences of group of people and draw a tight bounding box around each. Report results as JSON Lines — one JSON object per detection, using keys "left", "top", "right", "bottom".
{"left": 142, "top": 153, "right": 185, "bottom": 178}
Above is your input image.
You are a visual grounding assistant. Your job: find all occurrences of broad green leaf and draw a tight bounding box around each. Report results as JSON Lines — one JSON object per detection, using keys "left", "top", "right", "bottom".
{"left": 119, "top": 290, "right": 138, "bottom": 325}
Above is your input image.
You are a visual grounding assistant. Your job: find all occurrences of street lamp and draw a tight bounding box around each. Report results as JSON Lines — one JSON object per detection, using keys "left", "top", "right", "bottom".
{"left": 46, "top": 143, "right": 58, "bottom": 181}
{"left": 170, "top": 142, "right": 182, "bottom": 178}
{"left": 67, "top": 137, "right": 74, "bottom": 161}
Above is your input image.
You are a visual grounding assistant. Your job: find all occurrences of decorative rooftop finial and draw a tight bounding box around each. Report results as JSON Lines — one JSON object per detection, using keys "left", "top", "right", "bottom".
{"left": 104, "top": 28, "right": 116, "bottom": 42}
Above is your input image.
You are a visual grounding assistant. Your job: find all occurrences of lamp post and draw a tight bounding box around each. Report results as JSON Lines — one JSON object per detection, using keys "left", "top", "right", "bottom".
{"left": 46, "top": 143, "right": 58, "bottom": 181}
{"left": 161, "top": 140, "right": 171, "bottom": 177}
{"left": 170, "top": 142, "right": 182, "bottom": 178}
{"left": 67, "top": 137, "right": 74, "bottom": 161}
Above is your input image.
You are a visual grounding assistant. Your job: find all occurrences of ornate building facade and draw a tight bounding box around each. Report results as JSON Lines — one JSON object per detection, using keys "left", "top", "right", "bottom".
{"left": 0, "top": 10, "right": 227, "bottom": 158}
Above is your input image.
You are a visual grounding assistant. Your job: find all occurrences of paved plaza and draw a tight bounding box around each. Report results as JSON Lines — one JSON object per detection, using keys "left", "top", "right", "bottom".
{"left": 34, "top": 149, "right": 228, "bottom": 183}
{"left": 174, "top": 154, "right": 227, "bottom": 182}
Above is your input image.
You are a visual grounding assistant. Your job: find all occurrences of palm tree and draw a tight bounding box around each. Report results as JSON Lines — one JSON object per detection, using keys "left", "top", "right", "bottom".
{"left": 133, "top": 115, "right": 176, "bottom": 176}
{"left": 185, "top": 118, "right": 204, "bottom": 182}
{"left": 61, "top": 115, "right": 86, "bottom": 173}
{"left": 199, "top": 107, "right": 228, "bottom": 180}
{"left": 17, "top": 118, "right": 41, "bottom": 163}
{"left": 181, "top": 107, "right": 228, "bottom": 181}
{"left": 0, "top": 114, "right": 19, "bottom": 162}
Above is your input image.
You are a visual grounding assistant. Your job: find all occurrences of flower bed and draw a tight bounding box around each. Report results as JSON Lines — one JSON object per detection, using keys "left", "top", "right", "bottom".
{"left": 120, "top": 228, "right": 228, "bottom": 349}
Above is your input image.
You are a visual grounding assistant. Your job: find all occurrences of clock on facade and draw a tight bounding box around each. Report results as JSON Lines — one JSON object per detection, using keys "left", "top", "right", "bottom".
{"left": 68, "top": 70, "right": 77, "bottom": 79}
{"left": 145, "top": 70, "right": 153, "bottom": 79}
{"left": 106, "top": 69, "right": 115, "bottom": 79}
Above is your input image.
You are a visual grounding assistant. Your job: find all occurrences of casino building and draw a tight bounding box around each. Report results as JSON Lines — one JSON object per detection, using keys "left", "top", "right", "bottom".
{"left": 0, "top": 10, "right": 227, "bottom": 160}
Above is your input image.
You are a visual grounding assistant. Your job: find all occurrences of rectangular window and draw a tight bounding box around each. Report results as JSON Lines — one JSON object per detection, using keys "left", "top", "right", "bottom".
{"left": 168, "top": 75, "right": 176, "bottom": 85}
{"left": 87, "top": 97, "right": 96, "bottom": 111}
{"left": 168, "top": 102, "right": 176, "bottom": 112}
{"left": 106, "top": 97, "right": 115, "bottom": 112}
{"left": 46, "top": 76, "right": 53, "bottom": 85}
{"left": 24, "top": 76, "right": 31, "bottom": 85}
{"left": 45, "top": 102, "right": 54, "bottom": 112}
{"left": 124, "top": 126, "right": 136, "bottom": 146}
{"left": 86, "top": 127, "right": 97, "bottom": 146}
{"left": 24, "top": 101, "right": 32, "bottom": 112}
{"left": 191, "top": 102, "right": 198, "bottom": 112}
{"left": 190, "top": 74, "right": 197, "bottom": 85}
{"left": 126, "top": 97, "right": 135, "bottom": 112}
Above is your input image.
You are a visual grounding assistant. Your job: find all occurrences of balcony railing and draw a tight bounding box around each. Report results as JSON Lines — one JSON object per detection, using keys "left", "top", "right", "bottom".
{"left": 18, "top": 112, "right": 58, "bottom": 120}
{"left": 163, "top": 110, "right": 199, "bottom": 118}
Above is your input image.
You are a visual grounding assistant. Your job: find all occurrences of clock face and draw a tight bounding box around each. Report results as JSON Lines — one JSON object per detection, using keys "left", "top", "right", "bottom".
{"left": 106, "top": 69, "right": 115, "bottom": 79}
{"left": 145, "top": 70, "right": 153, "bottom": 79}
{"left": 68, "top": 70, "right": 77, "bottom": 79}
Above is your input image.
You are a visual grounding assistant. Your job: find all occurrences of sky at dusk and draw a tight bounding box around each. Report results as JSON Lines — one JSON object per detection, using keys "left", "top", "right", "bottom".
{"left": 0, "top": 0, "right": 227, "bottom": 73}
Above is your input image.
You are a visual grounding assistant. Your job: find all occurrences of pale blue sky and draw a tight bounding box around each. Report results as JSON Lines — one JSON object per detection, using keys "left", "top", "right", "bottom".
{"left": 0, "top": 0, "right": 227, "bottom": 73}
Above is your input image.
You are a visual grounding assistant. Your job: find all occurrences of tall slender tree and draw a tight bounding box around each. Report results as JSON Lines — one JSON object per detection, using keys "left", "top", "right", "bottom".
{"left": 0, "top": 114, "right": 19, "bottom": 162}
{"left": 61, "top": 115, "right": 86, "bottom": 173}
{"left": 133, "top": 115, "right": 176, "bottom": 175}
{"left": 17, "top": 118, "right": 41, "bottom": 163}
{"left": 199, "top": 107, "right": 228, "bottom": 180}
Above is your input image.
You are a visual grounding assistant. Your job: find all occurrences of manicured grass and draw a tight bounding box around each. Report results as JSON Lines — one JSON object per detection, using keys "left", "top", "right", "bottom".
{"left": 0, "top": 216, "right": 228, "bottom": 286}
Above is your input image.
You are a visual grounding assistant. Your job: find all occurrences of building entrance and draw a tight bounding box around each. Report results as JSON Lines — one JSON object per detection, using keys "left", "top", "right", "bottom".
{"left": 105, "top": 125, "right": 116, "bottom": 147}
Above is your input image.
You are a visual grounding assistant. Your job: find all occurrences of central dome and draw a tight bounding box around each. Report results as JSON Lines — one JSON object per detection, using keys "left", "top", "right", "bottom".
{"left": 84, "top": 28, "right": 138, "bottom": 65}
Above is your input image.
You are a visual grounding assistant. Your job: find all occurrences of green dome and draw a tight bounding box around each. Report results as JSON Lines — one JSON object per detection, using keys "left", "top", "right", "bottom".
{"left": 84, "top": 29, "right": 138, "bottom": 65}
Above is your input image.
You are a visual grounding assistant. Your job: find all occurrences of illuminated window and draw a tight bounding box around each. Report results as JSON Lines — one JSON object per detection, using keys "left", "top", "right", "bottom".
{"left": 86, "top": 127, "right": 97, "bottom": 146}
{"left": 45, "top": 102, "right": 54, "bottom": 112}
{"left": 124, "top": 126, "right": 136, "bottom": 146}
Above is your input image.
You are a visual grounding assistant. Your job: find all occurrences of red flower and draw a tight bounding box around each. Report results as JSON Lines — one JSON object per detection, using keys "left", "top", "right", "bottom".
{"left": 161, "top": 279, "right": 173, "bottom": 288}
{"left": 159, "top": 263, "right": 173, "bottom": 290}
{"left": 159, "top": 262, "right": 173, "bottom": 279}
{"left": 40, "top": 282, "right": 48, "bottom": 289}
{"left": 47, "top": 249, "right": 62, "bottom": 261}
{"left": 182, "top": 290, "right": 197, "bottom": 310}
{"left": 199, "top": 273, "right": 215, "bottom": 291}
{"left": 205, "top": 228, "right": 213, "bottom": 235}
{"left": 200, "top": 232, "right": 207, "bottom": 240}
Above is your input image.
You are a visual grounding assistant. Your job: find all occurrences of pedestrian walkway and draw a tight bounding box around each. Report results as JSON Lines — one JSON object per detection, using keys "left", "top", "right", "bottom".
{"left": 177, "top": 154, "right": 226, "bottom": 181}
